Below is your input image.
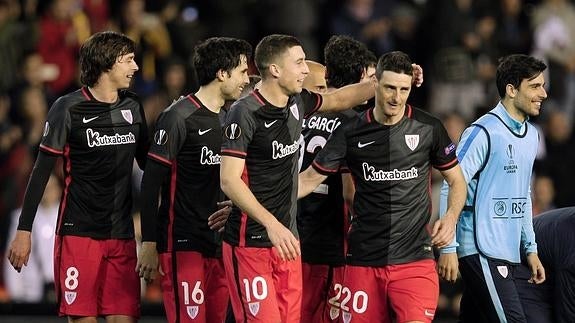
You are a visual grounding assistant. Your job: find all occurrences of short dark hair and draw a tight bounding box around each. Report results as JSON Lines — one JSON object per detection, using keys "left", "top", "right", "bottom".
{"left": 254, "top": 34, "right": 302, "bottom": 78}
{"left": 193, "top": 37, "right": 252, "bottom": 86}
{"left": 375, "top": 51, "right": 413, "bottom": 80}
{"left": 496, "top": 54, "right": 546, "bottom": 98}
{"left": 324, "top": 35, "right": 372, "bottom": 88}
{"left": 79, "top": 31, "right": 136, "bottom": 87}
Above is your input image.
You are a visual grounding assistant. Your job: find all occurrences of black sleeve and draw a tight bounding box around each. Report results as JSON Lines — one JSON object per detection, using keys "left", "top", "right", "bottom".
{"left": 139, "top": 158, "right": 170, "bottom": 242}
{"left": 135, "top": 103, "right": 150, "bottom": 170}
{"left": 17, "top": 151, "right": 58, "bottom": 231}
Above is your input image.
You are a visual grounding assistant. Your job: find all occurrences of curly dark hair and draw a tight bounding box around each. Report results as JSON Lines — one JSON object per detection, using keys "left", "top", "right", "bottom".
{"left": 324, "top": 35, "right": 374, "bottom": 88}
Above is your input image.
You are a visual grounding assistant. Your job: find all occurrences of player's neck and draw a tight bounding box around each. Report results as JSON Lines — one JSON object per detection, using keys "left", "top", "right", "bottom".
{"left": 373, "top": 105, "right": 403, "bottom": 125}
{"left": 501, "top": 99, "right": 527, "bottom": 123}
{"left": 87, "top": 83, "right": 119, "bottom": 104}
{"left": 195, "top": 85, "right": 225, "bottom": 114}
{"left": 258, "top": 81, "right": 289, "bottom": 108}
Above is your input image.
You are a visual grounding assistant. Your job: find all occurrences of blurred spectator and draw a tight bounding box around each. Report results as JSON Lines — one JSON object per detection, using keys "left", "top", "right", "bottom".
{"left": 495, "top": 0, "right": 533, "bottom": 57}
{"left": 3, "top": 174, "right": 60, "bottom": 303}
{"left": 81, "top": 0, "right": 111, "bottom": 32}
{"left": 428, "top": 0, "right": 485, "bottom": 121}
{"left": 257, "top": 0, "right": 321, "bottom": 59}
{"left": 37, "top": 0, "right": 91, "bottom": 97}
{"left": 532, "top": 0, "right": 575, "bottom": 121}
{"left": 6, "top": 52, "right": 53, "bottom": 159}
{"left": 0, "top": 0, "right": 37, "bottom": 93}
{"left": 17, "top": 87, "right": 48, "bottom": 148}
{"left": 532, "top": 174, "right": 556, "bottom": 216}
{"left": 539, "top": 109, "right": 575, "bottom": 207}
{"left": 114, "top": 0, "right": 172, "bottom": 98}
{"left": 330, "top": 0, "right": 396, "bottom": 56}
{"left": 142, "top": 55, "right": 188, "bottom": 132}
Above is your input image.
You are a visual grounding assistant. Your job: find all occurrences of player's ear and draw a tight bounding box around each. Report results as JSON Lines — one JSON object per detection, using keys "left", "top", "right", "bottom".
{"left": 506, "top": 84, "right": 517, "bottom": 98}
{"left": 269, "top": 63, "right": 281, "bottom": 78}
{"left": 216, "top": 69, "right": 228, "bottom": 81}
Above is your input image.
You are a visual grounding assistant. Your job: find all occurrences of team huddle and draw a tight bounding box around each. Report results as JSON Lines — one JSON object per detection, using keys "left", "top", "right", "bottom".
{"left": 5, "top": 30, "right": 573, "bottom": 323}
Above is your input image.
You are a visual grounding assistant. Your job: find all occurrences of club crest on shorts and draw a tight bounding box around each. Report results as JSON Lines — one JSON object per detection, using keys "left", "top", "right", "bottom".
{"left": 65, "top": 291, "right": 77, "bottom": 305}
{"left": 289, "top": 104, "right": 299, "bottom": 121}
{"left": 405, "top": 134, "right": 419, "bottom": 151}
{"left": 248, "top": 302, "right": 260, "bottom": 316}
{"left": 186, "top": 305, "right": 199, "bottom": 319}
{"left": 330, "top": 306, "right": 340, "bottom": 320}
{"left": 121, "top": 109, "right": 133, "bottom": 124}
{"left": 342, "top": 310, "right": 352, "bottom": 323}
{"left": 497, "top": 265, "right": 509, "bottom": 278}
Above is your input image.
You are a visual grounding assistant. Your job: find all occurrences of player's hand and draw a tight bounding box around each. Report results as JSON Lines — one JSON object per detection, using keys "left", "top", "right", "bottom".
{"left": 7, "top": 230, "right": 32, "bottom": 273}
{"left": 264, "top": 219, "right": 300, "bottom": 261}
{"left": 431, "top": 215, "right": 456, "bottom": 248}
{"left": 437, "top": 253, "right": 459, "bottom": 283}
{"left": 526, "top": 253, "right": 545, "bottom": 284}
{"left": 208, "top": 200, "right": 232, "bottom": 232}
{"left": 136, "top": 241, "right": 159, "bottom": 284}
{"left": 412, "top": 63, "right": 423, "bottom": 87}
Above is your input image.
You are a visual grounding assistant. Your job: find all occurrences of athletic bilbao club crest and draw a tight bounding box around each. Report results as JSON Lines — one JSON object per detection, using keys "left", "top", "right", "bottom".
{"left": 329, "top": 306, "right": 340, "bottom": 320}
{"left": 121, "top": 109, "right": 133, "bottom": 124}
{"left": 289, "top": 104, "right": 299, "bottom": 121}
{"left": 65, "top": 291, "right": 77, "bottom": 304}
{"left": 186, "top": 305, "right": 199, "bottom": 319}
{"left": 248, "top": 302, "right": 260, "bottom": 316}
{"left": 342, "top": 310, "right": 352, "bottom": 323}
{"left": 497, "top": 265, "right": 509, "bottom": 278}
{"left": 405, "top": 134, "right": 419, "bottom": 151}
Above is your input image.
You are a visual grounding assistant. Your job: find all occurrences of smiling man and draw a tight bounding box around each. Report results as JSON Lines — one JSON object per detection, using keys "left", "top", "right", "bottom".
{"left": 298, "top": 51, "right": 467, "bottom": 323}
{"left": 8, "top": 31, "right": 148, "bottom": 323}
{"left": 137, "top": 37, "right": 252, "bottom": 323}
{"left": 438, "top": 54, "right": 548, "bottom": 322}
{"left": 219, "top": 34, "right": 377, "bottom": 323}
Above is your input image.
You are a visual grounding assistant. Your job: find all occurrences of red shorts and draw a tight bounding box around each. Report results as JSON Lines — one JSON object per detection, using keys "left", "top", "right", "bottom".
{"left": 54, "top": 235, "right": 140, "bottom": 318}
{"left": 301, "top": 263, "right": 344, "bottom": 323}
{"left": 222, "top": 242, "right": 302, "bottom": 323}
{"left": 341, "top": 259, "right": 438, "bottom": 323}
{"left": 159, "top": 251, "right": 228, "bottom": 323}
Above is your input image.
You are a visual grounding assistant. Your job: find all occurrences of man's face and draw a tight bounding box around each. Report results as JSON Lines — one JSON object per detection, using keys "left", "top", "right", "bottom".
{"left": 511, "top": 72, "right": 547, "bottom": 118}
{"left": 375, "top": 70, "right": 412, "bottom": 118}
{"left": 276, "top": 46, "right": 309, "bottom": 95}
{"left": 109, "top": 53, "right": 138, "bottom": 89}
{"left": 221, "top": 54, "right": 250, "bottom": 100}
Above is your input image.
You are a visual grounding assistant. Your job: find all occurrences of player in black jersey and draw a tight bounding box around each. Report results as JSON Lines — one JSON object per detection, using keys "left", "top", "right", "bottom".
{"left": 8, "top": 31, "right": 148, "bottom": 322}
{"left": 137, "top": 37, "right": 251, "bottom": 323}
{"left": 516, "top": 207, "right": 575, "bottom": 323}
{"left": 299, "top": 36, "right": 375, "bottom": 323}
{"left": 299, "top": 51, "right": 466, "bottom": 323}
{"left": 220, "top": 34, "right": 376, "bottom": 323}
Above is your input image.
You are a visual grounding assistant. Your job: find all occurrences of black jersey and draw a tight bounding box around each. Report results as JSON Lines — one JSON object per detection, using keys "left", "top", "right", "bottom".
{"left": 297, "top": 110, "right": 355, "bottom": 265}
{"left": 313, "top": 106, "right": 458, "bottom": 266}
{"left": 39, "top": 87, "right": 148, "bottom": 239}
{"left": 221, "top": 89, "right": 322, "bottom": 247}
{"left": 530, "top": 208, "right": 575, "bottom": 322}
{"left": 147, "top": 94, "right": 224, "bottom": 256}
